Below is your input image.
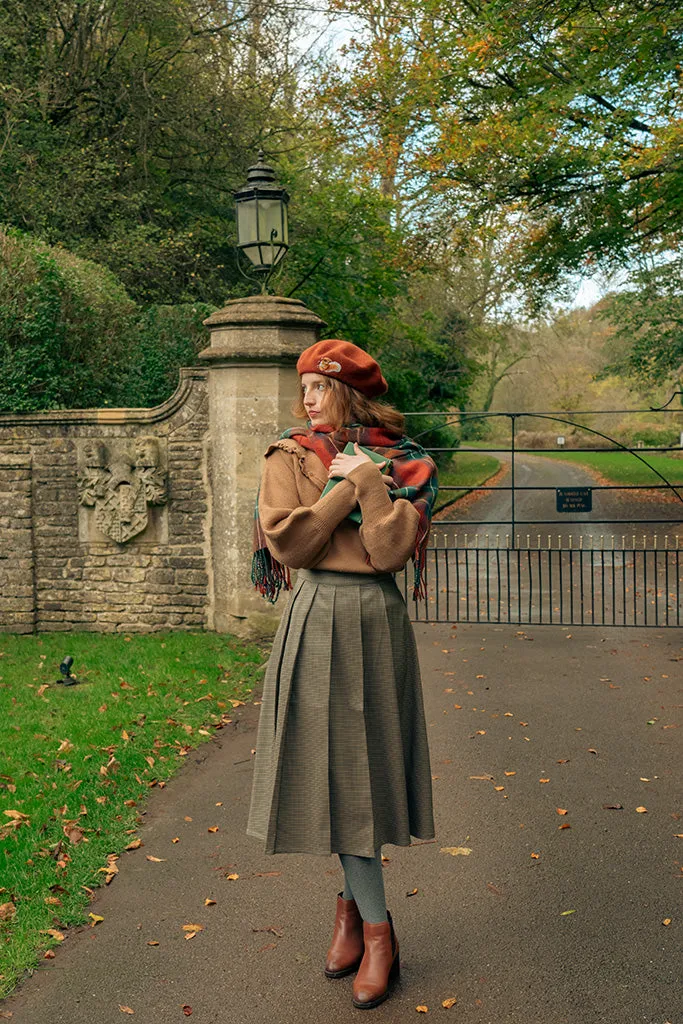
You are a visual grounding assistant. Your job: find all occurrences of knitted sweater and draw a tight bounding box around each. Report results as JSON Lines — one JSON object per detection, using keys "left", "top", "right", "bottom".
{"left": 257, "top": 438, "right": 420, "bottom": 574}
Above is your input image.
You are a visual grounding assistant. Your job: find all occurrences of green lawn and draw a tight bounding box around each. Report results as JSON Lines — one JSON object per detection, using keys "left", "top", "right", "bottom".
{"left": 541, "top": 450, "right": 683, "bottom": 487}
{"left": 0, "top": 631, "right": 266, "bottom": 998}
{"left": 436, "top": 452, "right": 501, "bottom": 510}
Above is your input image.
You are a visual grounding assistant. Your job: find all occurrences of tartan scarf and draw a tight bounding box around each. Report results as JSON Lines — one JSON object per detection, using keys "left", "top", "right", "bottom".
{"left": 252, "top": 423, "right": 439, "bottom": 603}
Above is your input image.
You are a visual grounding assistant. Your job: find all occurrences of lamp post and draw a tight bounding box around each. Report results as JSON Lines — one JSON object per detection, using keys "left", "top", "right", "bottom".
{"left": 234, "top": 151, "right": 289, "bottom": 292}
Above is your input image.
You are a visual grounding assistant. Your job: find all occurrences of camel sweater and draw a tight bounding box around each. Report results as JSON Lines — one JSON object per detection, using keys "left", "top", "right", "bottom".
{"left": 258, "top": 438, "right": 420, "bottom": 575}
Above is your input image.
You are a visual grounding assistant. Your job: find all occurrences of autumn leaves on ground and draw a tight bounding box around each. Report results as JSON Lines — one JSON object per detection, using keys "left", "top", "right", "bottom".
{"left": 0, "top": 632, "right": 266, "bottom": 1000}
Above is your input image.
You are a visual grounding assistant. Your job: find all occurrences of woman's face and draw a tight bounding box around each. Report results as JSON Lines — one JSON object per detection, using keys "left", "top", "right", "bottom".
{"left": 300, "top": 372, "right": 332, "bottom": 427}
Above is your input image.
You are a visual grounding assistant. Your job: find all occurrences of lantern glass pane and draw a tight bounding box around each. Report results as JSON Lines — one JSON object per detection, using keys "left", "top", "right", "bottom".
{"left": 236, "top": 199, "right": 258, "bottom": 245}
{"left": 258, "top": 198, "right": 285, "bottom": 244}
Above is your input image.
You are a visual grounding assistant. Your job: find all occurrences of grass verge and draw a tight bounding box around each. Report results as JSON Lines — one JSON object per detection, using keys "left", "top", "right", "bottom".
{"left": 540, "top": 450, "right": 683, "bottom": 488}
{"left": 436, "top": 452, "right": 501, "bottom": 511}
{"left": 0, "top": 630, "right": 266, "bottom": 998}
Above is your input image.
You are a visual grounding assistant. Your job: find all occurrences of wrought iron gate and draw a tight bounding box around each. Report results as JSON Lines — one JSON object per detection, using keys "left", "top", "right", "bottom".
{"left": 398, "top": 397, "right": 683, "bottom": 627}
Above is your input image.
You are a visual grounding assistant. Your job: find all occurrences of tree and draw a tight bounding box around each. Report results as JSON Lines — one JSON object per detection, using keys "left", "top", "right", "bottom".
{"left": 318, "top": 0, "right": 683, "bottom": 294}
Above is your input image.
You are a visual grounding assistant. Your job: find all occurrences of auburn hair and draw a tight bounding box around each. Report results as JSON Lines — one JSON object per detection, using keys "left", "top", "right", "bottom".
{"left": 292, "top": 376, "right": 405, "bottom": 435}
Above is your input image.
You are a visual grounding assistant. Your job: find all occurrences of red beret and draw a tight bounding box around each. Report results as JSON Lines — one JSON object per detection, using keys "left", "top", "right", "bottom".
{"left": 296, "top": 339, "right": 388, "bottom": 398}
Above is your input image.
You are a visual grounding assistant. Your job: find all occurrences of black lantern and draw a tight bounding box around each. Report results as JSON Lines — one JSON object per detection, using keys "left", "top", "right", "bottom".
{"left": 234, "top": 152, "right": 289, "bottom": 284}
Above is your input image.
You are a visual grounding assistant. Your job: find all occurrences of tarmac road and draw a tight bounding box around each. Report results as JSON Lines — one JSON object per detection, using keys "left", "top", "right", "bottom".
{"left": 2, "top": 621, "right": 681, "bottom": 1024}
{"left": 438, "top": 453, "right": 683, "bottom": 549}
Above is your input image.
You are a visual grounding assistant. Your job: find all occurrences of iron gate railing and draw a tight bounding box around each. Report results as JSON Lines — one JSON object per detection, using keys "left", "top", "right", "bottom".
{"left": 399, "top": 398, "right": 683, "bottom": 626}
{"left": 398, "top": 535, "right": 682, "bottom": 627}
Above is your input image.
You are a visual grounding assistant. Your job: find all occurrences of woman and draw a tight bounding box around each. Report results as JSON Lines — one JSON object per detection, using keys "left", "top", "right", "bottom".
{"left": 247, "top": 338, "right": 438, "bottom": 1010}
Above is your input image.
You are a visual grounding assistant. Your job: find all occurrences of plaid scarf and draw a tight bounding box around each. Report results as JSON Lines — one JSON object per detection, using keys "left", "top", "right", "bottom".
{"left": 252, "top": 424, "right": 438, "bottom": 603}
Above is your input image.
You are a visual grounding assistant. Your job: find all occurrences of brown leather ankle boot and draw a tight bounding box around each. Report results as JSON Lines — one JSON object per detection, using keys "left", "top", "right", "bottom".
{"left": 324, "top": 893, "right": 364, "bottom": 979}
{"left": 351, "top": 911, "right": 400, "bottom": 1009}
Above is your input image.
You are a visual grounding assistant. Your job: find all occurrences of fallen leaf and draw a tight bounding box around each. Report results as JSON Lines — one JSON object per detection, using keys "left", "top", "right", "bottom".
{"left": 147, "top": 940, "right": 159, "bottom": 946}
{"left": 560, "top": 910, "right": 576, "bottom": 916}
{"left": 181, "top": 1006, "right": 193, "bottom": 1017}
{"left": 662, "top": 918, "right": 672, "bottom": 926}
{"left": 145, "top": 856, "right": 166, "bottom": 862}
{"left": 440, "top": 846, "right": 472, "bottom": 856}
{"left": 406, "top": 888, "right": 419, "bottom": 896}
{"left": 588, "top": 748, "right": 598, "bottom": 755}
{"left": 118, "top": 1007, "right": 134, "bottom": 1015}
{"left": 0, "top": 903, "right": 16, "bottom": 921}
{"left": 603, "top": 804, "right": 623, "bottom": 810}
{"left": 442, "top": 996, "right": 457, "bottom": 1008}
{"left": 88, "top": 913, "right": 104, "bottom": 926}
{"left": 204, "top": 898, "right": 216, "bottom": 906}
{"left": 486, "top": 883, "right": 503, "bottom": 896}
{"left": 558, "top": 823, "right": 571, "bottom": 830}
{"left": 207, "top": 826, "right": 219, "bottom": 833}
{"left": 125, "top": 838, "right": 142, "bottom": 850}
{"left": 556, "top": 759, "right": 570, "bottom": 764}
{"left": 504, "top": 771, "right": 516, "bottom": 776}
{"left": 41, "top": 929, "right": 65, "bottom": 941}
{"left": 226, "top": 873, "right": 239, "bottom": 881}
{"left": 674, "top": 834, "right": 683, "bottom": 839}
{"left": 635, "top": 806, "right": 648, "bottom": 813}
{"left": 258, "top": 942, "right": 277, "bottom": 952}
{"left": 416, "top": 1007, "right": 428, "bottom": 1013}
{"left": 504, "top": 712, "right": 513, "bottom": 717}
{"left": 494, "top": 786, "right": 505, "bottom": 792}
{"left": 539, "top": 778, "right": 550, "bottom": 784}
{"left": 556, "top": 808, "right": 568, "bottom": 815}
{"left": 469, "top": 774, "right": 493, "bottom": 781}
{"left": 182, "top": 923, "right": 204, "bottom": 931}
{"left": 530, "top": 852, "right": 540, "bottom": 859}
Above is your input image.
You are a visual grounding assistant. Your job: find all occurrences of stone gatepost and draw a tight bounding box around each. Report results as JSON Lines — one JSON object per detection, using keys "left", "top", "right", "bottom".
{"left": 198, "top": 295, "right": 326, "bottom": 637}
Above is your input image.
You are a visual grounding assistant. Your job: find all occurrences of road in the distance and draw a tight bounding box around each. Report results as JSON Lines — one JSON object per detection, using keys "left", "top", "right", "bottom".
{"left": 435, "top": 453, "right": 683, "bottom": 549}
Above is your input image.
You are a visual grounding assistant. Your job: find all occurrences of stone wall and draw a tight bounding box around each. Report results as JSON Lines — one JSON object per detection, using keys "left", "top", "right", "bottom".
{"left": 0, "top": 368, "right": 211, "bottom": 634}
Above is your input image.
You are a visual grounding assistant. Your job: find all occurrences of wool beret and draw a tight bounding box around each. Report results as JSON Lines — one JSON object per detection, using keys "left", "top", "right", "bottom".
{"left": 296, "top": 339, "right": 388, "bottom": 398}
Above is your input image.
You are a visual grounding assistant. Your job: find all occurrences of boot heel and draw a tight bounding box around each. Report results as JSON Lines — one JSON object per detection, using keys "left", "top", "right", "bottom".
{"left": 390, "top": 954, "right": 400, "bottom": 980}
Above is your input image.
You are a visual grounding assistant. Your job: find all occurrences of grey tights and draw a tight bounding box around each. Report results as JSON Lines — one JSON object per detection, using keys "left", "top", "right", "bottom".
{"left": 339, "top": 850, "right": 387, "bottom": 924}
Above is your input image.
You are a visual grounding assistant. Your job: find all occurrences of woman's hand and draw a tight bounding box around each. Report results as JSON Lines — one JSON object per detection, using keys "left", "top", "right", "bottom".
{"left": 328, "top": 442, "right": 384, "bottom": 481}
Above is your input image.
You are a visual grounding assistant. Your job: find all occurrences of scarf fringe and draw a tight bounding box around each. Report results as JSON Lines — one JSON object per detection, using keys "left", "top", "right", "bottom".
{"left": 251, "top": 547, "right": 292, "bottom": 604}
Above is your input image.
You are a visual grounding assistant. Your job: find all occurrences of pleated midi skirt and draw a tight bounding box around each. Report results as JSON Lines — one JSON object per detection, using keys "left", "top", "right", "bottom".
{"left": 247, "top": 567, "right": 435, "bottom": 857}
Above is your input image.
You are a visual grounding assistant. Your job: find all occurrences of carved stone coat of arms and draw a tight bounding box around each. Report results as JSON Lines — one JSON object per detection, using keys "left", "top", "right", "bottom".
{"left": 78, "top": 438, "right": 168, "bottom": 544}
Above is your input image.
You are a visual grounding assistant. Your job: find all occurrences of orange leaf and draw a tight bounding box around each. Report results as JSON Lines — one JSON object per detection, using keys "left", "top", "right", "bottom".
{"left": 125, "top": 838, "right": 142, "bottom": 850}
{"left": 182, "top": 923, "right": 204, "bottom": 931}
{"left": 442, "top": 996, "right": 457, "bottom": 1008}
{"left": 416, "top": 1007, "right": 429, "bottom": 1013}
{"left": 147, "top": 940, "right": 159, "bottom": 946}
{"left": 118, "top": 1007, "right": 134, "bottom": 1015}
{"left": 204, "top": 898, "right": 216, "bottom": 906}
{"left": 145, "top": 856, "right": 166, "bottom": 862}
{"left": 558, "top": 823, "right": 571, "bottom": 830}
{"left": 504, "top": 771, "right": 516, "bottom": 776}
{"left": 556, "top": 808, "right": 568, "bottom": 815}
{"left": 636, "top": 806, "right": 648, "bottom": 813}
{"left": 662, "top": 918, "right": 672, "bottom": 926}
{"left": 226, "top": 873, "right": 239, "bottom": 881}
{"left": 406, "top": 888, "right": 419, "bottom": 896}
{"left": 207, "top": 826, "right": 219, "bottom": 833}
{"left": 539, "top": 778, "right": 550, "bottom": 784}
{"left": 181, "top": 1006, "right": 193, "bottom": 1016}
{"left": 530, "top": 852, "right": 540, "bottom": 859}
{"left": 494, "top": 786, "right": 505, "bottom": 792}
